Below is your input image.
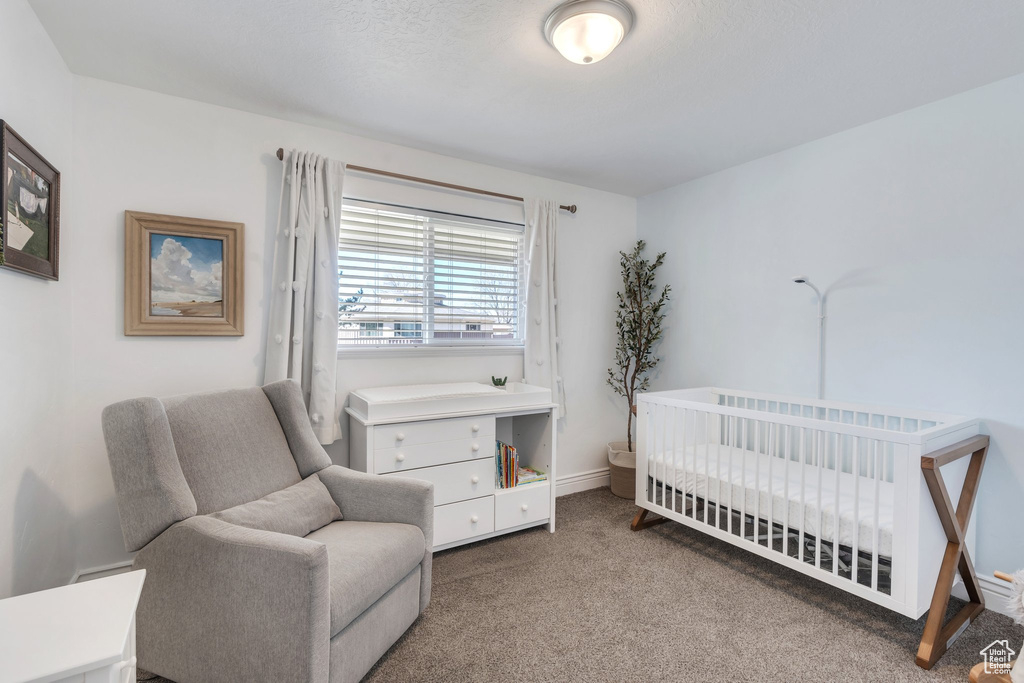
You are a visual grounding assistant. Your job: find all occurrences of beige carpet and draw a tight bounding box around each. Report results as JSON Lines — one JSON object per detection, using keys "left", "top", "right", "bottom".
{"left": 147, "top": 487, "right": 1023, "bottom": 682}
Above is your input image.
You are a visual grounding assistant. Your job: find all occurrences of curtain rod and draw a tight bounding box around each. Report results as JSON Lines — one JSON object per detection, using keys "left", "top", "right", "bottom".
{"left": 276, "top": 148, "right": 577, "bottom": 214}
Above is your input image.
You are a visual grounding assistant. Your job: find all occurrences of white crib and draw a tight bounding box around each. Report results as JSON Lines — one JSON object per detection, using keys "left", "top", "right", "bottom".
{"left": 635, "top": 388, "right": 985, "bottom": 643}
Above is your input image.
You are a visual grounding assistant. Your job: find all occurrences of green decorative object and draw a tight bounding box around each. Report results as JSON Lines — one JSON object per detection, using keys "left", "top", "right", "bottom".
{"left": 606, "top": 240, "right": 670, "bottom": 452}
{"left": 491, "top": 376, "right": 508, "bottom": 387}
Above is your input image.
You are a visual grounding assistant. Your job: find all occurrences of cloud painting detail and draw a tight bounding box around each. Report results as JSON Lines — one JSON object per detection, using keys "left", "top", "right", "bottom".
{"left": 150, "top": 234, "right": 224, "bottom": 317}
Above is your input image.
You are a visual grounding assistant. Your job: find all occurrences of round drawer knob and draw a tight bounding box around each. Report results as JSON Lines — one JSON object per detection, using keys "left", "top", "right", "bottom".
{"left": 472, "top": 424, "right": 480, "bottom": 432}
{"left": 472, "top": 443, "right": 480, "bottom": 452}
{"left": 396, "top": 453, "right": 405, "bottom": 462}
{"left": 470, "top": 515, "right": 479, "bottom": 523}
{"left": 471, "top": 475, "right": 480, "bottom": 484}
{"left": 396, "top": 432, "right": 405, "bottom": 441}
{"left": 521, "top": 504, "right": 529, "bottom": 512}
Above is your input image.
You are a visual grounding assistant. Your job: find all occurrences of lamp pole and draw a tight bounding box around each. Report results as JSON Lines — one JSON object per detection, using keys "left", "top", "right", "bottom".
{"left": 792, "top": 277, "right": 826, "bottom": 399}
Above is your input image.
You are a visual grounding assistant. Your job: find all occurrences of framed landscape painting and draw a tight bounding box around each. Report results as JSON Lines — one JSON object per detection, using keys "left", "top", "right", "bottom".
{"left": 125, "top": 211, "right": 244, "bottom": 336}
{"left": 1, "top": 121, "right": 61, "bottom": 280}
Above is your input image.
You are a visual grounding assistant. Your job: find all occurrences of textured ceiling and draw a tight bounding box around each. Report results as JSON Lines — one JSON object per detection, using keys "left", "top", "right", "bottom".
{"left": 29, "top": 0, "right": 1024, "bottom": 196}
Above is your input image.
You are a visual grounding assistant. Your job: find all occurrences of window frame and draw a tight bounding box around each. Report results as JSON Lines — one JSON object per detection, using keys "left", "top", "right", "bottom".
{"left": 337, "top": 199, "right": 527, "bottom": 353}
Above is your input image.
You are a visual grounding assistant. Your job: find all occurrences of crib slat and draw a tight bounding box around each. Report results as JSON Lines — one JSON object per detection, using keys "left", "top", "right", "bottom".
{"left": 815, "top": 430, "right": 824, "bottom": 571}
{"left": 679, "top": 408, "right": 686, "bottom": 515}
{"left": 768, "top": 422, "right": 776, "bottom": 548}
{"left": 689, "top": 409, "right": 697, "bottom": 521}
{"left": 663, "top": 407, "right": 670, "bottom": 512}
{"left": 799, "top": 426, "right": 806, "bottom": 564}
{"left": 752, "top": 420, "right": 760, "bottom": 544}
{"left": 651, "top": 405, "right": 659, "bottom": 507}
{"left": 654, "top": 403, "right": 661, "bottom": 509}
{"left": 675, "top": 406, "right": 682, "bottom": 515}
{"left": 703, "top": 411, "right": 711, "bottom": 526}
{"left": 655, "top": 405, "right": 663, "bottom": 507}
{"left": 715, "top": 415, "right": 723, "bottom": 530}
{"left": 783, "top": 422, "right": 791, "bottom": 558}
{"left": 670, "top": 406, "right": 678, "bottom": 514}
{"left": 740, "top": 416, "right": 748, "bottom": 532}
{"left": 833, "top": 432, "right": 841, "bottom": 577}
{"left": 652, "top": 404, "right": 659, "bottom": 508}
{"left": 872, "top": 439, "right": 881, "bottom": 592}
{"left": 767, "top": 422, "right": 775, "bottom": 550}
{"left": 650, "top": 404, "right": 657, "bottom": 506}
{"left": 727, "top": 415, "right": 734, "bottom": 536}
{"left": 663, "top": 403, "right": 671, "bottom": 509}
{"left": 852, "top": 435, "right": 860, "bottom": 586}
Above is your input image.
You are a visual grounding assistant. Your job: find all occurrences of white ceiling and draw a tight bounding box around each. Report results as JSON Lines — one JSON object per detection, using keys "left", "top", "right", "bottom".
{"left": 29, "top": 0, "right": 1024, "bottom": 196}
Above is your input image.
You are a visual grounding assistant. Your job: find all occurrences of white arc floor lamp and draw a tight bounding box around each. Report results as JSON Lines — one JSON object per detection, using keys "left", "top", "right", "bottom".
{"left": 793, "top": 276, "right": 827, "bottom": 399}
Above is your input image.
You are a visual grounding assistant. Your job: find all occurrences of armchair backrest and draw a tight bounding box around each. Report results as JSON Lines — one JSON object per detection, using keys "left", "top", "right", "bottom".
{"left": 102, "top": 379, "right": 332, "bottom": 551}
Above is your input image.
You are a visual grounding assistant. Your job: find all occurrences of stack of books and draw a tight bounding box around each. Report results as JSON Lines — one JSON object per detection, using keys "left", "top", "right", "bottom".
{"left": 516, "top": 465, "right": 547, "bottom": 485}
{"left": 495, "top": 440, "right": 547, "bottom": 488}
{"left": 495, "top": 440, "right": 518, "bottom": 488}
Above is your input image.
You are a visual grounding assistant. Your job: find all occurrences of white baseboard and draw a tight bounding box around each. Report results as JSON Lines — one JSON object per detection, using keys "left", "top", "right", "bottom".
{"left": 952, "top": 574, "right": 1014, "bottom": 619}
{"left": 556, "top": 467, "right": 610, "bottom": 496}
{"left": 70, "top": 559, "right": 134, "bottom": 585}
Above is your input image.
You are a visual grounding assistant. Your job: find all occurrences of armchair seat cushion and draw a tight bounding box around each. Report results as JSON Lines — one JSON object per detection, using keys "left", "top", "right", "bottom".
{"left": 305, "top": 520, "right": 425, "bottom": 636}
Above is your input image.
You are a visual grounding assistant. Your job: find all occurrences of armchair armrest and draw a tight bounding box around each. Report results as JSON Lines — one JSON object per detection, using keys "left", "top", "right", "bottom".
{"left": 316, "top": 465, "right": 434, "bottom": 611}
{"left": 133, "top": 516, "right": 330, "bottom": 683}
{"left": 316, "top": 465, "right": 433, "bottom": 544}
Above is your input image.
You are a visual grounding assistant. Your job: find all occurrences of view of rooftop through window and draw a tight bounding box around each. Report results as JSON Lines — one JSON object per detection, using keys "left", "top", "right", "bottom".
{"left": 338, "top": 203, "right": 525, "bottom": 347}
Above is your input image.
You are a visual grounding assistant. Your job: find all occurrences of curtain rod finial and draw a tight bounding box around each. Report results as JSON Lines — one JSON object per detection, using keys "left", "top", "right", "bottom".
{"left": 564, "top": 204, "right": 577, "bottom": 214}
{"left": 276, "top": 148, "right": 284, "bottom": 161}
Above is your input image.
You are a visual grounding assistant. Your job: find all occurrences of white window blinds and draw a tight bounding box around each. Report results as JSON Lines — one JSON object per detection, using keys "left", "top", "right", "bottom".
{"left": 338, "top": 202, "right": 525, "bottom": 347}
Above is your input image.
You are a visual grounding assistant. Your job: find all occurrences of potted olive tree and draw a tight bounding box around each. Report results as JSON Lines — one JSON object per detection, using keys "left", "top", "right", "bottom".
{"left": 606, "top": 240, "right": 670, "bottom": 498}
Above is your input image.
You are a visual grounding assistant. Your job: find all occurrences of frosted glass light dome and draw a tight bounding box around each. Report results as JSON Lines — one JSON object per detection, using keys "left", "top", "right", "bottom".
{"left": 544, "top": 0, "right": 634, "bottom": 65}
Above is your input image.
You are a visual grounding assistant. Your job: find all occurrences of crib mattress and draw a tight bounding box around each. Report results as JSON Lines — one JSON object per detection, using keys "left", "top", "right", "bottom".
{"left": 649, "top": 445, "right": 894, "bottom": 558}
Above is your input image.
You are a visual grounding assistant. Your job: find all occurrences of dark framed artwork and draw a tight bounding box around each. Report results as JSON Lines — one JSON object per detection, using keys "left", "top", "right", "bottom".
{"left": 124, "top": 211, "right": 244, "bottom": 336}
{"left": 1, "top": 121, "right": 61, "bottom": 280}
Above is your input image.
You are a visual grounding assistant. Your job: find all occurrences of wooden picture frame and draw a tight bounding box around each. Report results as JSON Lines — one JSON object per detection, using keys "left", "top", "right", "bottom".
{"left": 125, "top": 211, "right": 244, "bottom": 336}
{"left": 1, "top": 120, "right": 61, "bottom": 280}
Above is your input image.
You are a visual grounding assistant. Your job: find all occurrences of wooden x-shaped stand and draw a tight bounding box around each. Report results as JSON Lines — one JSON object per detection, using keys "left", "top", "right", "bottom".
{"left": 916, "top": 434, "right": 990, "bottom": 670}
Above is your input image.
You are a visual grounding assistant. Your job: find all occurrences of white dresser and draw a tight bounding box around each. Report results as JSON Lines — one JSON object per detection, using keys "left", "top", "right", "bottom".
{"left": 0, "top": 570, "right": 145, "bottom": 683}
{"left": 346, "top": 383, "right": 557, "bottom": 550}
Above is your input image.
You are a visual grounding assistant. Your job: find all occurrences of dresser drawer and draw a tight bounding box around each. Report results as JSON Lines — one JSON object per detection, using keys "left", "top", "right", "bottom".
{"left": 494, "top": 483, "right": 551, "bottom": 531}
{"left": 375, "top": 437, "right": 490, "bottom": 474}
{"left": 433, "top": 496, "right": 495, "bottom": 547}
{"left": 374, "top": 415, "right": 495, "bottom": 450}
{"left": 384, "top": 459, "right": 495, "bottom": 506}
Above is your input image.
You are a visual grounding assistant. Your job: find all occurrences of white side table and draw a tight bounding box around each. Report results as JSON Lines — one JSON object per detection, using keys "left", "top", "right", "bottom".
{"left": 0, "top": 569, "right": 145, "bottom": 683}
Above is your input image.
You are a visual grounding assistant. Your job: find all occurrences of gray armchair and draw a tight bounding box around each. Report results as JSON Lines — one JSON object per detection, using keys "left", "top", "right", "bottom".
{"left": 102, "top": 380, "right": 432, "bottom": 683}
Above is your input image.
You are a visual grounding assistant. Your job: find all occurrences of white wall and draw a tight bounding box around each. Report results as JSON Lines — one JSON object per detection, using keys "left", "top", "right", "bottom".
{"left": 69, "top": 77, "right": 636, "bottom": 573}
{"left": 637, "top": 73, "right": 1024, "bottom": 577}
{"left": 0, "top": 0, "right": 76, "bottom": 598}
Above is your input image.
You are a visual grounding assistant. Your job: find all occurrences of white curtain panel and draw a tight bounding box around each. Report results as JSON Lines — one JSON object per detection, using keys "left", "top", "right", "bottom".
{"left": 523, "top": 198, "right": 566, "bottom": 418}
{"left": 264, "top": 150, "right": 345, "bottom": 444}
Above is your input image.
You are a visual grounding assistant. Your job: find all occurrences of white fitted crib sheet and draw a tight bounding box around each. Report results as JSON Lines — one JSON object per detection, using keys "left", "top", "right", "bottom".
{"left": 649, "top": 444, "right": 894, "bottom": 558}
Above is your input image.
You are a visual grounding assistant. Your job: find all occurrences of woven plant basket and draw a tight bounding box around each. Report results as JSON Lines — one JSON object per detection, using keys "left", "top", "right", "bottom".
{"left": 607, "top": 441, "right": 636, "bottom": 499}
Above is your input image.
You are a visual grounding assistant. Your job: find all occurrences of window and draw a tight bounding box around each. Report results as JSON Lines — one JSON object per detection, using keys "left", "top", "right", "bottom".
{"left": 394, "top": 322, "right": 423, "bottom": 339}
{"left": 338, "top": 202, "right": 525, "bottom": 348}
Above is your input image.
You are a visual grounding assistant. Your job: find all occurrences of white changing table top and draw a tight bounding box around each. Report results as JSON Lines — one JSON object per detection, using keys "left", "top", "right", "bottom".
{"left": 347, "top": 381, "right": 554, "bottom": 424}
{"left": 0, "top": 570, "right": 145, "bottom": 683}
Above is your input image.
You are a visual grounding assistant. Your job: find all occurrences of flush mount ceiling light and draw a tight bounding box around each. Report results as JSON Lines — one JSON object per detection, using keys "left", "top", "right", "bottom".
{"left": 543, "top": 0, "right": 634, "bottom": 65}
